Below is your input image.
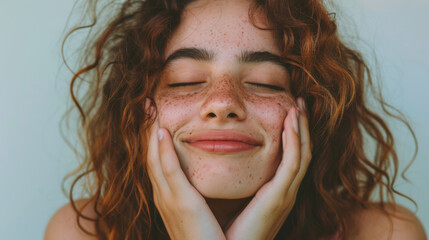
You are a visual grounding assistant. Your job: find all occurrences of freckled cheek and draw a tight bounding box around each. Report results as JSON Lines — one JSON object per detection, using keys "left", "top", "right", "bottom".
{"left": 250, "top": 96, "right": 295, "bottom": 137}
{"left": 154, "top": 93, "right": 198, "bottom": 132}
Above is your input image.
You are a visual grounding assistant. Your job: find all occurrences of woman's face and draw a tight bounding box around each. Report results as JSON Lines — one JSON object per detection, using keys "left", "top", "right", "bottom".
{"left": 154, "top": 0, "right": 295, "bottom": 199}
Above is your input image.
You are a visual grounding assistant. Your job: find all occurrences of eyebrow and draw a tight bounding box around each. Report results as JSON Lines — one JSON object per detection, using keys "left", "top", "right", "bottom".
{"left": 163, "top": 47, "right": 287, "bottom": 69}
{"left": 164, "top": 48, "right": 214, "bottom": 67}
{"left": 238, "top": 51, "right": 285, "bottom": 68}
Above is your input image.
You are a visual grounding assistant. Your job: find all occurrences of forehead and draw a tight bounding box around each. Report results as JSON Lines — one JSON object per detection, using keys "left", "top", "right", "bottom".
{"left": 165, "top": 0, "right": 279, "bottom": 59}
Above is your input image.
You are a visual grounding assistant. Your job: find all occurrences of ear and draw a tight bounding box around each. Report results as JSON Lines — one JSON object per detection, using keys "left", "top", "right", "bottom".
{"left": 144, "top": 98, "right": 151, "bottom": 114}
{"left": 144, "top": 98, "right": 156, "bottom": 119}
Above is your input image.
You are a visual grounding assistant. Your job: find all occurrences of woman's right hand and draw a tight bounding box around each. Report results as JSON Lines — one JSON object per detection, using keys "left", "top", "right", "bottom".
{"left": 147, "top": 118, "right": 226, "bottom": 240}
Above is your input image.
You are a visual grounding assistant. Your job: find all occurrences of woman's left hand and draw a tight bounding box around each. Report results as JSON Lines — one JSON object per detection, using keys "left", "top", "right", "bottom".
{"left": 225, "top": 98, "right": 312, "bottom": 240}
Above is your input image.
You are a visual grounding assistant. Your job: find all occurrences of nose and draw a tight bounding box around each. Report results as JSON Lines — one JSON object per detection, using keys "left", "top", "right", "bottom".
{"left": 200, "top": 79, "right": 246, "bottom": 121}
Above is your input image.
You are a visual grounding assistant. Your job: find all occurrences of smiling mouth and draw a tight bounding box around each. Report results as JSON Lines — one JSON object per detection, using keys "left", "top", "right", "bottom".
{"left": 186, "top": 140, "right": 260, "bottom": 153}
{"left": 182, "top": 130, "right": 262, "bottom": 153}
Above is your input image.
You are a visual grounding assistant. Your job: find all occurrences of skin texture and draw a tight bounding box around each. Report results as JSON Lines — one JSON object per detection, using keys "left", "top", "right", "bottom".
{"left": 154, "top": 0, "right": 295, "bottom": 199}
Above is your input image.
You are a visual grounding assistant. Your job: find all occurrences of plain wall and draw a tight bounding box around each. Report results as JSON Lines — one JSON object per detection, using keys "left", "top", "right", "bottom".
{"left": 0, "top": 0, "right": 427, "bottom": 238}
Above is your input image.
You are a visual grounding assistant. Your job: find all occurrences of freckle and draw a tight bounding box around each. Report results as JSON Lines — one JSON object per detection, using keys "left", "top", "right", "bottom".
{"left": 239, "top": 180, "right": 242, "bottom": 184}
{"left": 259, "top": 177, "right": 262, "bottom": 180}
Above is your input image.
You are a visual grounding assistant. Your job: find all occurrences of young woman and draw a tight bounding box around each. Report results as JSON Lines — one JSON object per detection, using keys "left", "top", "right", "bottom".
{"left": 45, "top": 0, "right": 426, "bottom": 239}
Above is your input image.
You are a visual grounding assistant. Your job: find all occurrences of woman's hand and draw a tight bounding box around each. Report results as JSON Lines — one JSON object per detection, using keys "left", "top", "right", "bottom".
{"left": 146, "top": 115, "right": 226, "bottom": 240}
{"left": 225, "top": 98, "right": 312, "bottom": 240}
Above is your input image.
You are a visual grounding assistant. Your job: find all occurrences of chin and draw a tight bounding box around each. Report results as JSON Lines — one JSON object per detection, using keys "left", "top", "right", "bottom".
{"left": 192, "top": 178, "right": 259, "bottom": 199}
{"left": 185, "top": 168, "right": 272, "bottom": 199}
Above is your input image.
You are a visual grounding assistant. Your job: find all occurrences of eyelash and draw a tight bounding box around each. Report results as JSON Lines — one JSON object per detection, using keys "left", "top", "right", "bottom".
{"left": 167, "top": 82, "right": 284, "bottom": 91}
{"left": 168, "top": 82, "right": 205, "bottom": 87}
{"left": 248, "top": 82, "right": 285, "bottom": 91}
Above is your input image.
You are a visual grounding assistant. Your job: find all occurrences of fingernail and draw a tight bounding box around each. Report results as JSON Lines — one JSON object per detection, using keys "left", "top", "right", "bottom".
{"left": 292, "top": 108, "right": 299, "bottom": 134}
{"left": 158, "top": 129, "right": 164, "bottom": 141}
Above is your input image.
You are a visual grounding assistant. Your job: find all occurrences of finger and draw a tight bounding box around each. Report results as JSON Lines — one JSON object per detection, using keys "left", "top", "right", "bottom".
{"left": 144, "top": 98, "right": 162, "bottom": 200}
{"left": 146, "top": 118, "right": 168, "bottom": 193}
{"left": 289, "top": 98, "right": 313, "bottom": 191}
{"left": 271, "top": 107, "right": 301, "bottom": 191}
{"left": 298, "top": 98, "right": 312, "bottom": 173}
{"left": 297, "top": 98, "right": 311, "bottom": 170}
{"left": 157, "top": 128, "right": 194, "bottom": 194}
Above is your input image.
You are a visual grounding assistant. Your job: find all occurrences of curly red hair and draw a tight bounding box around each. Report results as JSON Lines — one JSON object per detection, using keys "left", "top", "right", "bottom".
{"left": 63, "top": 0, "right": 416, "bottom": 239}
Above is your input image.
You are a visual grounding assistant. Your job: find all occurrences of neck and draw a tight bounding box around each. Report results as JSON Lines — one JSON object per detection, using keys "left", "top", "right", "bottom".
{"left": 205, "top": 197, "right": 251, "bottom": 231}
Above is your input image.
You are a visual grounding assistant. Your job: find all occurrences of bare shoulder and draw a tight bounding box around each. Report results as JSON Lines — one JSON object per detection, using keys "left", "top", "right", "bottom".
{"left": 348, "top": 202, "right": 427, "bottom": 240}
{"left": 44, "top": 199, "right": 97, "bottom": 240}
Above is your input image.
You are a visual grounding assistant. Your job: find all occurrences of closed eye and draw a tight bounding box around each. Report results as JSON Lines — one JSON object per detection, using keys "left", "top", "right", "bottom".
{"left": 247, "top": 82, "right": 285, "bottom": 91}
{"left": 168, "top": 81, "right": 205, "bottom": 87}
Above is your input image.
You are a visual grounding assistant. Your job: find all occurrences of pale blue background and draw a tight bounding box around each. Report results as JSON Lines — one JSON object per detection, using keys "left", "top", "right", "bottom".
{"left": 0, "top": 0, "right": 428, "bottom": 239}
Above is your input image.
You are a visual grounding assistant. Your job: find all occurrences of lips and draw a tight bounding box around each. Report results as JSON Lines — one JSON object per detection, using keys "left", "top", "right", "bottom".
{"left": 182, "top": 130, "right": 262, "bottom": 153}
